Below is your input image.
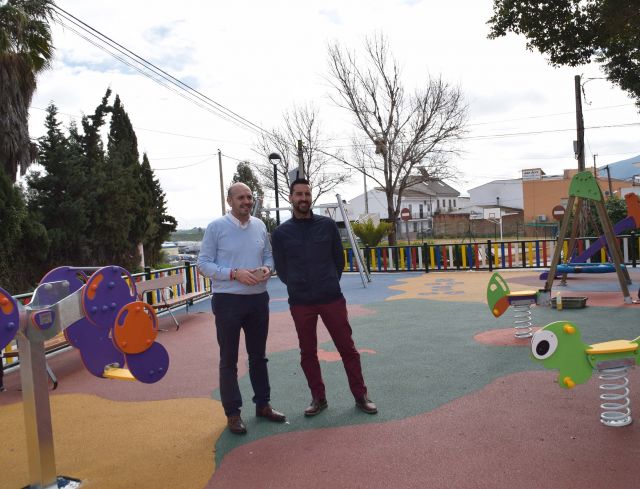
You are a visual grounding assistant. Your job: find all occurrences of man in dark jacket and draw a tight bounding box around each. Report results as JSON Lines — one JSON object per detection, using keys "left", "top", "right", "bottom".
{"left": 272, "top": 178, "right": 377, "bottom": 416}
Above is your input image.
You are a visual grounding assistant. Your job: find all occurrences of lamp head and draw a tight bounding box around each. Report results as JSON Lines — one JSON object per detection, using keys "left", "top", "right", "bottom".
{"left": 268, "top": 152, "right": 282, "bottom": 165}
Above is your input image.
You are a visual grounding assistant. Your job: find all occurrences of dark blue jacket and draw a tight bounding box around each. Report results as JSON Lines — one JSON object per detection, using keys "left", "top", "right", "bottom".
{"left": 272, "top": 212, "right": 345, "bottom": 306}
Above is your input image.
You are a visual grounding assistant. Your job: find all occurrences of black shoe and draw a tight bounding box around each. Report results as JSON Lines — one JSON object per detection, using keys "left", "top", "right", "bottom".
{"left": 355, "top": 396, "right": 378, "bottom": 414}
{"left": 256, "top": 404, "right": 287, "bottom": 422}
{"left": 304, "top": 398, "right": 328, "bottom": 417}
{"left": 227, "top": 414, "right": 247, "bottom": 434}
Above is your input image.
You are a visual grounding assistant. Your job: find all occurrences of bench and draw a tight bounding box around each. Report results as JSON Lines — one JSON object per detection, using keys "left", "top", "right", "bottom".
{"left": 0, "top": 332, "right": 68, "bottom": 391}
{"left": 136, "top": 273, "right": 210, "bottom": 330}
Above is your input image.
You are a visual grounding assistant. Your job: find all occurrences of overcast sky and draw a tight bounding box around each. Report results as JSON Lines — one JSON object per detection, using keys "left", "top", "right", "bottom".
{"left": 27, "top": 0, "right": 640, "bottom": 228}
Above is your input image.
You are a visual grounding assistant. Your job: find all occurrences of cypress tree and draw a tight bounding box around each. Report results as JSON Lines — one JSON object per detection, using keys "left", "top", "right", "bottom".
{"left": 80, "top": 89, "right": 112, "bottom": 264}
{"left": 92, "top": 94, "right": 139, "bottom": 269}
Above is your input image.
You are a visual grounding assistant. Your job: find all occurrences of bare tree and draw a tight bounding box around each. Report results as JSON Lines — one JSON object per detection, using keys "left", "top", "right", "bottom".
{"left": 327, "top": 34, "right": 467, "bottom": 244}
{"left": 254, "top": 104, "right": 350, "bottom": 206}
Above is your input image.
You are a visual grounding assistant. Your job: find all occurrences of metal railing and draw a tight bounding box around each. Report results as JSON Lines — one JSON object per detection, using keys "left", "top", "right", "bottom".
{"left": 343, "top": 231, "right": 640, "bottom": 273}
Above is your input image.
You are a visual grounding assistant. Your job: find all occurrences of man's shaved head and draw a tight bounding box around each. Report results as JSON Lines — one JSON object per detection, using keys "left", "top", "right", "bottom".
{"left": 227, "top": 182, "right": 252, "bottom": 198}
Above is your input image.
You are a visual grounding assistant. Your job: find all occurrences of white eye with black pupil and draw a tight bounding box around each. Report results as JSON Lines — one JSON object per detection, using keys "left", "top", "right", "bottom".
{"left": 531, "top": 330, "right": 558, "bottom": 360}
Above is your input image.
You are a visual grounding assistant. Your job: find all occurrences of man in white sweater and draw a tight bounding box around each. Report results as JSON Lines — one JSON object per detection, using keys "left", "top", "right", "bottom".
{"left": 198, "top": 182, "right": 286, "bottom": 434}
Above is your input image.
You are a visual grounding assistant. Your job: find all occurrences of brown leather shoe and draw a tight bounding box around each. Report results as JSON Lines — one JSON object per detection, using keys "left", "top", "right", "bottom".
{"left": 256, "top": 404, "right": 286, "bottom": 422}
{"left": 227, "top": 414, "right": 247, "bottom": 434}
{"left": 304, "top": 398, "right": 328, "bottom": 417}
{"left": 355, "top": 396, "right": 378, "bottom": 414}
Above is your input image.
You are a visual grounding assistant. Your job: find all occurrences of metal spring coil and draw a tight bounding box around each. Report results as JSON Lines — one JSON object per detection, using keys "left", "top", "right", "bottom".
{"left": 512, "top": 302, "right": 533, "bottom": 339}
{"left": 599, "top": 366, "right": 632, "bottom": 427}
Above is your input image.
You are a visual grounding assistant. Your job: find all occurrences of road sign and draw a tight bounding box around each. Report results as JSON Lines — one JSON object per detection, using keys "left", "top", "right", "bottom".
{"left": 552, "top": 205, "right": 566, "bottom": 221}
{"left": 400, "top": 208, "right": 411, "bottom": 222}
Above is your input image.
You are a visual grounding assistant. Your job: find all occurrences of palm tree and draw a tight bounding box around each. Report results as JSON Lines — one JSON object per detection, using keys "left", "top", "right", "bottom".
{"left": 0, "top": 0, "right": 55, "bottom": 182}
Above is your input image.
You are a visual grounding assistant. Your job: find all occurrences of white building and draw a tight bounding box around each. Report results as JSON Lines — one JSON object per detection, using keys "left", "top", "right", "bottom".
{"left": 467, "top": 179, "right": 523, "bottom": 210}
{"left": 346, "top": 180, "right": 461, "bottom": 236}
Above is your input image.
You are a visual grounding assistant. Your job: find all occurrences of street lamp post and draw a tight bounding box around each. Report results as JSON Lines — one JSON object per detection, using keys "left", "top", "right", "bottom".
{"left": 269, "top": 152, "right": 282, "bottom": 225}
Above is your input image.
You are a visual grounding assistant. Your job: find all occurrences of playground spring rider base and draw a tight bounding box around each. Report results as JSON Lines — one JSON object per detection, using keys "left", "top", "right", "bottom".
{"left": 531, "top": 321, "right": 638, "bottom": 427}
{"left": 487, "top": 272, "right": 549, "bottom": 339}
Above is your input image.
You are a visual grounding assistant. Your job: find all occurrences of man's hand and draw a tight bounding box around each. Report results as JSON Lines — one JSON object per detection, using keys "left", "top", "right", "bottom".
{"left": 235, "top": 268, "right": 259, "bottom": 286}
{"left": 251, "top": 266, "right": 271, "bottom": 283}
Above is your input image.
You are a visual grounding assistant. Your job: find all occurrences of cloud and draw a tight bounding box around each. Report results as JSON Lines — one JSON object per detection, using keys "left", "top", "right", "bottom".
{"left": 319, "top": 9, "right": 342, "bottom": 25}
{"left": 58, "top": 52, "right": 137, "bottom": 76}
{"left": 143, "top": 25, "right": 173, "bottom": 43}
{"left": 401, "top": 0, "right": 424, "bottom": 5}
{"left": 469, "top": 89, "right": 548, "bottom": 117}
{"left": 142, "top": 21, "right": 195, "bottom": 72}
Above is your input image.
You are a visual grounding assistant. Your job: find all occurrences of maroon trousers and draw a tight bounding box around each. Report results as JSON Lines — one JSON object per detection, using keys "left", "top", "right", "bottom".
{"left": 290, "top": 297, "right": 367, "bottom": 400}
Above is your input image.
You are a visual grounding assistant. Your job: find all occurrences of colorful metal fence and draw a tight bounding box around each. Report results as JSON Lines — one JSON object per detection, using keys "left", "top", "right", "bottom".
{"left": 344, "top": 232, "right": 640, "bottom": 273}
{"left": 4, "top": 234, "right": 640, "bottom": 370}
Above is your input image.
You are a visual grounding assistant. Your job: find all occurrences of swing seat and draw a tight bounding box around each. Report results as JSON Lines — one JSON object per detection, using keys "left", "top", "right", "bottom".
{"left": 557, "top": 263, "right": 619, "bottom": 274}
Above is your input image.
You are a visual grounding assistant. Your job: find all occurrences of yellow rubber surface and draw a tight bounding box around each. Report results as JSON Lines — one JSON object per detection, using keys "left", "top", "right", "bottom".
{"left": 1, "top": 394, "right": 224, "bottom": 488}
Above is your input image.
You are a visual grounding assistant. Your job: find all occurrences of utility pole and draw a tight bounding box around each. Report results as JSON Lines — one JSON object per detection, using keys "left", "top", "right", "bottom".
{"left": 363, "top": 167, "right": 369, "bottom": 214}
{"left": 297, "top": 139, "right": 305, "bottom": 179}
{"left": 574, "top": 75, "right": 585, "bottom": 171}
{"left": 574, "top": 75, "right": 587, "bottom": 237}
{"left": 273, "top": 164, "right": 280, "bottom": 225}
{"left": 605, "top": 165, "right": 613, "bottom": 198}
{"left": 593, "top": 153, "right": 598, "bottom": 177}
{"left": 218, "top": 149, "right": 225, "bottom": 215}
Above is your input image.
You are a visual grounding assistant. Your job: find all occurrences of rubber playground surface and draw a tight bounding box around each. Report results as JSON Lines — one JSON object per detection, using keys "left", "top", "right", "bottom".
{"left": 2, "top": 268, "right": 640, "bottom": 488}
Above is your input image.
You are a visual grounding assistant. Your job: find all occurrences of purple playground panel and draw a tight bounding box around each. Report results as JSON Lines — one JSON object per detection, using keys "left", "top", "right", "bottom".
{"left": 36, "top": 266, "right": 87, "bottom": 307}
{"left": 83, "top": 266, "right": 136, "bottom": 329}
{"left": 0, "top": 287, "right": 19, "bottom": 351}
{"left": 2, "top": 264, "right": 170, "bottom": 384}
{"left": 65, "top": 317, "right": 126, "bottom": 378}
{"left": 126, "top": 342, "right": 170, "bottom": 383}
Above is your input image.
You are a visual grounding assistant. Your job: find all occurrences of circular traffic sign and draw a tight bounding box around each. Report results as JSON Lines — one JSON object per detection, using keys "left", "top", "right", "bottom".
{"left": 552, "top": 205, "right": 566, "bottom": 221}
{"left": 400, "top": 208, "right": 411, "bottom": 222}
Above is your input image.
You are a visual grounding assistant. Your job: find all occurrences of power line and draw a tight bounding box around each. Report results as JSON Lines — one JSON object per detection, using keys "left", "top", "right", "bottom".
{"left": 152, "top": 156, "right": 214, "bottom": 171}
{"left": 314, "top": 103, "right": 638, "bottom": 143}
{"left": 315, "top": 121, "right": 640, "bottom": 149}
{"left": 56, "top": 19, "right": 251, "bottom": 131}
{"left": 221, "top": 153, "right": 246, "bottom": 163}
{"left": 466, "top": 103, "right": 636, "bottom": 127}
{"left": 30, "top": 105, "right": 250, "bottom": 145}
{"left": 151, "top": 153, "right": 219, "bottom": 161}
{"left": 52, "top": 5, "right": 269, "bottom": 137}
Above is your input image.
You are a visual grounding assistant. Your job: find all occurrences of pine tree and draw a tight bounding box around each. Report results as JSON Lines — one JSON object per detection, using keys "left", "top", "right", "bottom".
{"left": 0, "top": 166, "right": 49, "bottom": 291}
{"left": 28, "top": 103, "right": 90, "bottom": 266}
{"left": 140, "top": 153, "right": 176, "bottom": 265}
{"left": 231, "top": 161, "right": 276, "bottom": 230}
{"left": 232, "top": 161, "right": 264, "bottom": 200}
